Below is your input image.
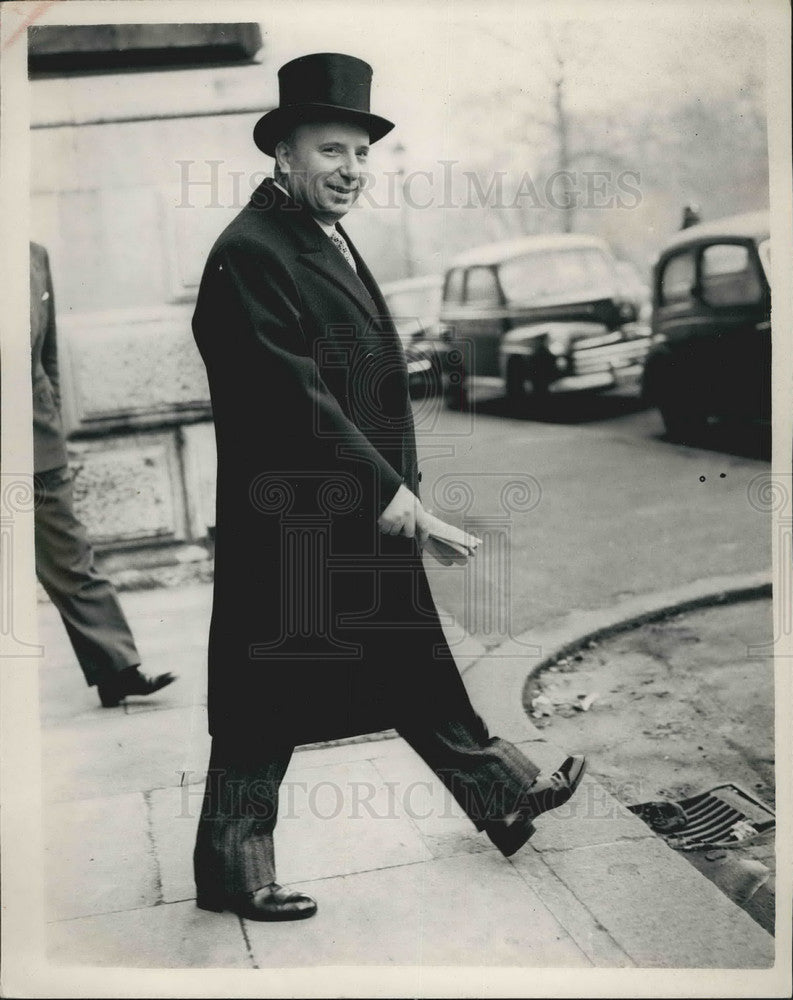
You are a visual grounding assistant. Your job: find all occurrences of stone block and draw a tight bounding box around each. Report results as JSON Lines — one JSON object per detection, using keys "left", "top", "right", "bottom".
{"left": 508, "top": 850, "right": 634, "bottom": 967}
{"left": 274, "top": 758, "right": 433, "bottom": 884}
{"left": 290, "top": 732, "right": 406, "bottom": 766}
{"left": 244, "top": 853, "right": 590, "bottom": 967}
{"left": 539, "top": 838, "right": 774, "bottom": 967}
{"left": 59, "top": 308, "right": 210, "bottom": 431}
{"left": 43, "top": 793, "right": 157, "bottom": 920}
{"left": 147, "top": 785, "right": 202, "bottom": 904}
{"left": 67, "top": 431, "right": 186, "bottom": 546}
{"left": 46, "top": 898, "right": 251, "bottom": 968}
{"left": 42, "top": 706, "right": 210, "bottom": 803}
{"left": 370, "top": 743, "right": 492, "bottom": 859}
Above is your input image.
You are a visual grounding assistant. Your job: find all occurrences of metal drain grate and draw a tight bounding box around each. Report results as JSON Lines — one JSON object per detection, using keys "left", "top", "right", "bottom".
{"left": 629, "top": 783, "right": 775, "bottom": 851}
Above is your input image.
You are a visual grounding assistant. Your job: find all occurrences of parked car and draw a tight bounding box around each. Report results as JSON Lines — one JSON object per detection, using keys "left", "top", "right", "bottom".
{"left": 641, "top": 210, "right": 771, "bottom": 442}
{"left": 615, "top": 259, "right": 652, "bottom": 324}
{"left": 431, "top": 234, "right": 652, "bottom": 410}
{"left": 380, "top": 275, "right": 444, "bottom": 397}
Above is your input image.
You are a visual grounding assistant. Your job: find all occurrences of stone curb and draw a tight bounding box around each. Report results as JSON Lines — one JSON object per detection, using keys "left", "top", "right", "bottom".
{"left": 461, "top": 570, "right": 776, "bottom": 966}
{"left": 462, "top": 571, "right": 772, "bottom": 744}
{"left": 513, "top": 571, "right": 773, "bottom": 712}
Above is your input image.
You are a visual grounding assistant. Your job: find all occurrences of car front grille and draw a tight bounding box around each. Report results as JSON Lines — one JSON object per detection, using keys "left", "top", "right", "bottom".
{"left": 570, "top": 337, "right": 650, "bottom": 375}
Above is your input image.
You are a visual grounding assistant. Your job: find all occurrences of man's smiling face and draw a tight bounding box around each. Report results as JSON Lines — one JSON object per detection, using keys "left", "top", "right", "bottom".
{"left": 275, "top": 121, "right": 370, "bottom": 224}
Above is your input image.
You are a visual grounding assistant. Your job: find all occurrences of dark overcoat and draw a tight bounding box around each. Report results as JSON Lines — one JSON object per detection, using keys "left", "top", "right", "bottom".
{"left": 192, "top": 179, "right": 475, "bottom": 745}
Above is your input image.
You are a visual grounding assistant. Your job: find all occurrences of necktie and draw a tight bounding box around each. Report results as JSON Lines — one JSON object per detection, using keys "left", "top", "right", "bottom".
{"left": 328, "top": 228, "right": 357, "bottom": 273}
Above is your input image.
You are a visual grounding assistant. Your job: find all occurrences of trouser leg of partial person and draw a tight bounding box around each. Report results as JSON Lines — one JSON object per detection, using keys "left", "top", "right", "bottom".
{"left": 193, "top": 736, "right": 295, "bottom": 909}
{"left": 396, "top": 711, "right": 542, "bottom": 831}
{"left": 33, "top": 465, "right": 140, "bottom": 685}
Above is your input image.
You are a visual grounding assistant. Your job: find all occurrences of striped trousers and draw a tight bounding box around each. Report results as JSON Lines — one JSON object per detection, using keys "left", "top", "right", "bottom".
{"left": 193, "top": 712, "right": 541, "bottom": 897}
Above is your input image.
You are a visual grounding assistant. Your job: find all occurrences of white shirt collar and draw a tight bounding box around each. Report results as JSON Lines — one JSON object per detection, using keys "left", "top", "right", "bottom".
{"left": 272, "top": 178, "right": 337, "bottom": 236}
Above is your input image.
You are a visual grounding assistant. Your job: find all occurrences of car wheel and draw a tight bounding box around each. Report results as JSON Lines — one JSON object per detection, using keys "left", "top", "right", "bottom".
{"left": 658, "top": 393, "right": 708, "bottom": 444}
{"left": 506, "top": 359, "right": 548, "bottom": 413}
{"left": 444, "top": 351, "right": 468, "bottom": 410}
{"left": 444, "top": 377, "right": 469, "bottom": 411}
{"left": 425, "top": 357, "right": 443, "bottom": 398}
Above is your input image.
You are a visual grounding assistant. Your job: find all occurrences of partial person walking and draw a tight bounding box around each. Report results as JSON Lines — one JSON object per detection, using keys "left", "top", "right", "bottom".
{"left": 30, "top": 241, "right": 176, "bottom": 707}
{"left": 191, "top": 53, "right": 586, "bottom": 922}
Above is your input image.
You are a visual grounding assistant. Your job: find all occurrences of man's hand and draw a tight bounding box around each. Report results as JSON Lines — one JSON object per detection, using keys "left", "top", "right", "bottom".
{"left": 378, "top": 484, "right": 431, "bottom": 545}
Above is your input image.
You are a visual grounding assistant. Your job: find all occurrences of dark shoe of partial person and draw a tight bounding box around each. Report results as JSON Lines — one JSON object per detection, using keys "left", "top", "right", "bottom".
{"left": 97, "top": 666, "right": 177, "bottom": 708}
{"left": 197, "top": 882, "right": 318, "bottom": 921}
{"left": 485, "top": 754, "right": 587, "bottom": 857}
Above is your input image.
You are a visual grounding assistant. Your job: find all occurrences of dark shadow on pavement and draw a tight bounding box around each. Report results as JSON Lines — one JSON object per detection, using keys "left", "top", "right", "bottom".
{"left": 470, "top": 389, "right": 652, "bottom": 426}
{"left": 653, "top": 421, "right": 772, "bottom": 463}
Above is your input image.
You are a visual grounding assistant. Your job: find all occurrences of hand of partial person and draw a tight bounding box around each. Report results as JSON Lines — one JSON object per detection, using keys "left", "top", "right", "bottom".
{"left": 378, "top": 485, "right": 483, "bottom": 564}
{"left": 378, "top": 484, "right": 431, "bottom": 544}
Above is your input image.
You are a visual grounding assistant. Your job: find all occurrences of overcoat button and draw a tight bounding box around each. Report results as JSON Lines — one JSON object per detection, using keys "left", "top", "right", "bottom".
{"left": 417, "top": 472, "right": 423, "bottom": 483}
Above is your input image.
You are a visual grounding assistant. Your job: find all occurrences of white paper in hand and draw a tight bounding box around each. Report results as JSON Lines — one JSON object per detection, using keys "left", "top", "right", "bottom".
{"left": 423, "top": 513, "right": 482, "bottom": 564}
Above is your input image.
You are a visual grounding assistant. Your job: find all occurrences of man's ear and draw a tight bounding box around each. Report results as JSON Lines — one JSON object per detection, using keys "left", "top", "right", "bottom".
{"left": 274, "top": 140, "right": 290, "bottom": 175}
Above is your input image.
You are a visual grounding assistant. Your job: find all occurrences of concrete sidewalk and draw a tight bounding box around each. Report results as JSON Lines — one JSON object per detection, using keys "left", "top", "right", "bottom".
{"left": 36, "top": 580, "right": 777, "bottom": 974}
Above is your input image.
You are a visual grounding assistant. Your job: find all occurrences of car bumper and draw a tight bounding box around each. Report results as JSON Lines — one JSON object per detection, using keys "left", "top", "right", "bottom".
{"left": 546, "top": 338, "right": 649, "bottom": 390}
{"left": 406, "top": 356, "right": 435, "bottom": 376}
{"left": 548, "top": 362, "right": 645, "bottom": 393}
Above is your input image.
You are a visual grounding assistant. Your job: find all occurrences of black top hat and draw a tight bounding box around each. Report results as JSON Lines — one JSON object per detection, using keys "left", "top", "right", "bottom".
{"left": 253, "top": 52, "right": 395, "bottom": 156}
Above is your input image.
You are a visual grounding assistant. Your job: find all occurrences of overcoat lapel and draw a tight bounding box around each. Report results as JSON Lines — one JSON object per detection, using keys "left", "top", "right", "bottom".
{"left": 298, "top": 245, "right": 382, "bottom": 328}
{"left": 253, "top": 179, "right": 384, "bottom": 329}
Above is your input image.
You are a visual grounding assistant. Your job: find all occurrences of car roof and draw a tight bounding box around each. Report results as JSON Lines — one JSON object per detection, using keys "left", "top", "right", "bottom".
{"left": 448, "top": 233, "right": 611, "bottom": 269}
{"left": 659, "top": 209, "right": 769, "bottom": 254}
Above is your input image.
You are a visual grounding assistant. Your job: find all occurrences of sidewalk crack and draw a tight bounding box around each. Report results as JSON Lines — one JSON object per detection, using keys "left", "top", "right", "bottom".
{"left": 142, "top": 790, "right": 164, "bottom": 906}
{"left": 238, "top": 916, "right": 259, "bottom": 968}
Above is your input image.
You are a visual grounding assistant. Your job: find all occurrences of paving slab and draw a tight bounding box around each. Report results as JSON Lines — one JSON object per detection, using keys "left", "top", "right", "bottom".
{"left": 507, "top": 849, "right": 635, "bottom": 968}
{"left": 42, "top": 705, "right": 210, "bottom": 802}
{"left": 525, "top": 777, "right": 655, "bottom": 852}
{"left": 244, "top": 853, "right": 591, "bottom": 968}
{"left": 368, "top": 742, "right": 494, "bottom": 859}
{"left": 290, "top": 732, "right": 404, "bottom": 769}
{"left": 36, "top": 586, "right": 209, "bottom": 725}
{"left": 275, "top": 758, "right": 433, "bottom": 884}
{"left": 538, "top": 838, "right": 775, "bottom": 968}
{"left": 149, "top": 759, "right": 438, "bottom": 905}
{"left": 46, "top": 899, "right": 252, "bottom": 968}
{"left": 147, "top": 785, "right": 202, "bottom": 905}
{"left": 44, "top": 793, "right": 158, "bottom": 921}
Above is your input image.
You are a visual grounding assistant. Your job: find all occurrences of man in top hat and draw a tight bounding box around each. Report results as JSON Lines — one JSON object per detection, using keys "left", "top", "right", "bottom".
{"left": 191, "top": 52, "right": 586, "bottom": 921}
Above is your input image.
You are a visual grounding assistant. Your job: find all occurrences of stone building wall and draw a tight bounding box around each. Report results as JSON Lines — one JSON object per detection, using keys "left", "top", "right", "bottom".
{"left": 29, "top": 24, "right": 270, "bottom": 570}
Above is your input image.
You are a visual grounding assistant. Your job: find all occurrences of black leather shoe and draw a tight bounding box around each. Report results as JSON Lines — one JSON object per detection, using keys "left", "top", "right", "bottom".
{"left": 517, "top": 754, "right": 587, "bottom": 819}
{"left": 197, "top": 883, "right": 318, "bottom": 921}
{"left": 484, "top": 813, "right": 537, "bottom": 857}
{"left": 485, "top": 755, "right": 587, "bottom": 857}
{"left": 97, "top": 666, "right": 177, "bottom": 708}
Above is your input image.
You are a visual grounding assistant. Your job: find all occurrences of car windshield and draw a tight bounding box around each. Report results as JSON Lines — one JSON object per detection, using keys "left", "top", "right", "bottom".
{"left": 498, "top": 248, "right": 616, "bottom": 306}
